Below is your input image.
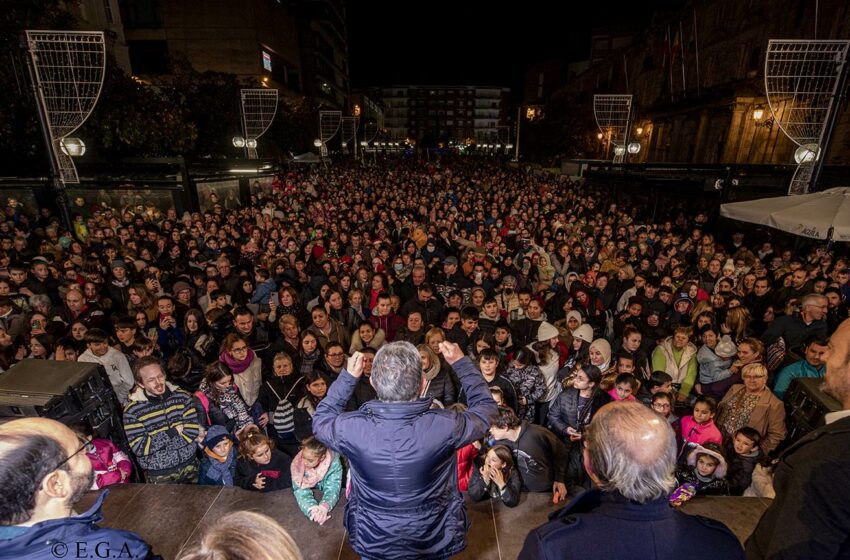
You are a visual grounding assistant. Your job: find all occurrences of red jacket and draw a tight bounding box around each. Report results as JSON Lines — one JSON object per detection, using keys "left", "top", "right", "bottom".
{"left": 456, "top": 443, "right": 478, "bottom": 492}
{"left": 86, "top": 438, "right": 132, "bottom": 489}
{"left": 369, "top": 313, "right": 405, "bottom": 342}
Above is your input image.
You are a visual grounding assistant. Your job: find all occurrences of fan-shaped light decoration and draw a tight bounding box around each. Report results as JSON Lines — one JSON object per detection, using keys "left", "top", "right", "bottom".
{"left": 765, "top": 40, "right": 850, "bottom": 194}
{"left": 240, "top": 89, "right": 278, "bottom": 159}
{"left": 25, "top": 31, "right": 105, "bottom": 184}
{"left": 593, "top": 94, "right": 633, "bottom": 164}
{"left": 340, "top": 116, "right": 359, "bottom": 156}
{"left": 319, "top": 110, "right": 342, "bottom": 158}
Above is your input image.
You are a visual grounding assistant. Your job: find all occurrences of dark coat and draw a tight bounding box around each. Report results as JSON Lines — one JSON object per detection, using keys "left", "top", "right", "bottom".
{"left": 674, "top": 465, "right": 730, "bottom": 496}
{"left": 234, "top": 448, "right": 292, "bottom": 492}
{"left": 494, "top": 422, "right": 568, "bottom": 493}
{"left": 519, "top": 489, "right": 744, "bottom": 560}
{"left": 422, "top": 362, "right": 458, "bottom": 407}
{"left": 312, "top": 357, "right": 498, "bottom": 560}
{"left": 547, "top": 388, "right": 612, "bottom": 486}
{"left": 746, "top": 415, "right": 850, "bottom": 559}
{"left": 0, "top": 491, "right": 157, "bottom": 560}
{"left": 726, "top": 448, "right": 762, "bottom": 496}
{"left": 468, "top": 465, "right": 522, "bottom": 507}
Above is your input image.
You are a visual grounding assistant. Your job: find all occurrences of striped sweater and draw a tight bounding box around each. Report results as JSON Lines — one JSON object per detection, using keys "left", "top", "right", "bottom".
{"left": 123, "top": 382, "right": 200, "bottom": 476}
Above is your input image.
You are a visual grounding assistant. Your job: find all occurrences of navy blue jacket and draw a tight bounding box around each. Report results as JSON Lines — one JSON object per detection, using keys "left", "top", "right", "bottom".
{"left": 519, "top": 488, "right": 743, "bottom": 560}
{"left": 0, "top": 491, "right": 157, "bottom": 560}
{"left": 313, "top": 357, "right": 498, "bottom": 560}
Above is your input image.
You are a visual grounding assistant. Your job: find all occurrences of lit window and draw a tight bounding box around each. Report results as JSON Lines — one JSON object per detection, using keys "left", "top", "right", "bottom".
{"left": 262, "top": 51, "right": 272, "bottom": 72}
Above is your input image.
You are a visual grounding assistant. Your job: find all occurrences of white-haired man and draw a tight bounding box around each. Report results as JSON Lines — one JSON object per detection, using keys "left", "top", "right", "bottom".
{"left": 519, "top": 401, "right": 743, "bottom": 559}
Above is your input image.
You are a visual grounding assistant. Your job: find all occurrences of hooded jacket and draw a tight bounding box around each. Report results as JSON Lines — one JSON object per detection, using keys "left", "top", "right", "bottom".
{"left": 123, "top": 382, "right": 200, "bottom": 476}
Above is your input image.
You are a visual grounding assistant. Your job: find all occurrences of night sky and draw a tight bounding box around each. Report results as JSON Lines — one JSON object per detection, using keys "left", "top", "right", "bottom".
{"left": 348, "top": 1, "right": 681, "bottom": 94}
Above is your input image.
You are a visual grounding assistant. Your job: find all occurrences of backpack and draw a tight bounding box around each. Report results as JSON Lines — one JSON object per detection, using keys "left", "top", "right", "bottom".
{"left": 264, "top": 379, "right": 303, "bottom": 434}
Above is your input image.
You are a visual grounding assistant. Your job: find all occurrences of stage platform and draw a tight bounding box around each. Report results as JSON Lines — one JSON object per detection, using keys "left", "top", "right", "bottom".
{"left": 75, "top": 484, "right": 771, "bottom": 559}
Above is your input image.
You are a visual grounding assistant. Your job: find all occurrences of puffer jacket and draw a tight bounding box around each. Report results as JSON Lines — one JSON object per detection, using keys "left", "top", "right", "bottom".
{"left": 313, "top": 357, "right": 498, "bottom": 560}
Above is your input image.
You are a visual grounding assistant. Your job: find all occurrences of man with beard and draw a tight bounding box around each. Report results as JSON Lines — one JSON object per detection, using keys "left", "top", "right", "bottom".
{"left": 746, "top": 318, "right": 850, "bottom": 559}
{"left": 0, "top": 418, "right": 156, "bottom": 559}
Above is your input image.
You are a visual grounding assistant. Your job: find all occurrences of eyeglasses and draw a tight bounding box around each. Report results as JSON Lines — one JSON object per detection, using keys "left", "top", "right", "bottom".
{"left": 53, "top": 437, "right": 89, "bottom": 473}
{"left": 652, "top": 403, "right": 671, "bottom": 410}
{"left": 327, "top": 352, "right": 345, "bottom": 358}
{"left": 230, "top": 345, "right": 249, "bottom": 354}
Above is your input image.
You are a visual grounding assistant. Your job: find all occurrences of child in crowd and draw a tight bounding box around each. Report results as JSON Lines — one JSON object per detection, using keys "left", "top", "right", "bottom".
{"left": 71, "top": 421, "right": 132, "bottom": 490}
{"left": 489, "top": 386, "right": 507, "bottom": 408}
{"left": 198, "top": 425, "right": 238, "bottom": 486}
{"left": 678, "top": 395, "right": 723, "bottom": 459}
{"left": 725, "top": 427, "right": 763, "bottom": 496}
{"left": 670, "top": 443, "right": 729, "bottom": 506}
{"left": 608, "top": 373, "right": 638, "bottom": 401}
{"left": 468, "top": 445, "right": 521, "bottom": 507}
{"left": 447, "top": 403, "right": 478, "bottom": 491}
{"left": 637, "top": 371, "right": 674, "bottom": 406}
{"left": 290, "top": 437, "right": 342, "bottom": 525}
{"left": 650, "top": 391, "right": 678, "bottom": 425}
{"left": 235, "top": 426, "right": 292, "bottom": 492}
{"left": 504, "top": 348, "right": 545, "bottom": 422}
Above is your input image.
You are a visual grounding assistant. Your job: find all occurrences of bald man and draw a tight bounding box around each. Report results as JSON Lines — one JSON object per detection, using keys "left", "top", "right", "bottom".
{"left": 519, "top": 401, "right": 743, "bottom": 560}
{"left": 0, "top": 418, "right": 155, "bottom": 560}
{"left": 747, "top": 318, "right": 850, "bottom": 559}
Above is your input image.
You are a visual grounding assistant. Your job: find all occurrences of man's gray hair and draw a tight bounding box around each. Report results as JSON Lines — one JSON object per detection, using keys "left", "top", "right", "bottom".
{"left": 371, "top": 341, "right": 423, "bottom": 402}
{"left": 801, "top": 293, "right": 827, "bottom": 307}
{"left": 584, "top": 401, "right": 677, "bottom": 503}
{"left": 28, "top": 294, "right": 51, "bottom": 309}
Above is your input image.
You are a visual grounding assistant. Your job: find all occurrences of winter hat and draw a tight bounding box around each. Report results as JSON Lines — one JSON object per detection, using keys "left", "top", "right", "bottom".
{"left": 674, "top": 293, "right": 694, "bottom": 307}
{"left": 202, "top": 425, "right": 237, "bottom": 451}
{"left": 573, "top": 324, "right": 594, "bottom": 344}
{"left": 687, "top": 443, "right": 728, "bottom": 479}
{"left": 566, "top": 310, "right": 583, "bottom": 327}
{"left": 172, "top": 281, "right": 196, "bottom": 298}
{"left": 110, "top": 259, "right": 127, "bottom": 271}
{"left": 590, "top": 338, "right": 612, "bottom": 369}
{"left": 537, "top": 321, "right": 559, "bottom": 342}
{"left": 714, "top": 335, "right": 738, "bottom": 359}
{"left": 444, "top": 256, "right": 459, "bottom": 266}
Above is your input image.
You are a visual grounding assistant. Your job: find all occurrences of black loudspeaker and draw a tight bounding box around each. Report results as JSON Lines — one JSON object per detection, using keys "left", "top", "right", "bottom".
{"left": 784, "top": 377, "right": 842, "bottom": 443}
{"left": 0, "top": 359, "right": 126, "bottom": 447}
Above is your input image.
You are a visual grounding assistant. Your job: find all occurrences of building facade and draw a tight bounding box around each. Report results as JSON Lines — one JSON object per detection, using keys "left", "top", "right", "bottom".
{"left": 291, "top": 0, "right": 350, "bottom": 111}
{"left": 560, "top": 0, "right": 850, "bottom": 166}
{"left": 373, "top": 85, "right": 512, "bottom": 144}
{"left": 116, "top": 0, "right": 310, "bottom": 99}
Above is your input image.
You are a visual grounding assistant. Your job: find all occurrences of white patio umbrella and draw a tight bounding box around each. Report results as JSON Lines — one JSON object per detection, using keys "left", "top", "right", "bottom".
{"left": 720, "top": 187, "right": 850, "bottom": 242}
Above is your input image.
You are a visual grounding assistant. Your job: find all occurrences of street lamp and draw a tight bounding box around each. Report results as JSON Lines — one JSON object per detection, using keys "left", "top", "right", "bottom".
{"left": 232, "top": 136, "right": 246, "bottom": 148}
{"left": 313, "top": 139, "right": 323, "bottom": 148}
{"left": 59, "top": 137, "right": 86, "bottom": 157}
{"left": 752, "top": 108, "right": 765, "bottom": 121}
{"left": 597, "top": 132, "right": 604, "bottom": 140}
{"left": 635, "top": 127, "right": 644, "bottom": 136}
{"left": 627, "top": 142, "right": 641, "bottom": 154}
{"left": 613, "top": 145, "right": 626, "bottom": 157}
{"left": 794, "top": 143, "right": 820, "bottom": 164}
{"left": 245, "top": 139, "right": 257, "bottom": 149}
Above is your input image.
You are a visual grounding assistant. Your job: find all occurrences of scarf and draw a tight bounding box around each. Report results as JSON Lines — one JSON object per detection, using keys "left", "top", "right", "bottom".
{"left": 291, "top": 449, "right": 335, "bottom": 489}
{"left": 220, "top": 348, "right": 256, "bottom": 374}
{"left": 203, "top": 444, "right": 235, "bottom": 485}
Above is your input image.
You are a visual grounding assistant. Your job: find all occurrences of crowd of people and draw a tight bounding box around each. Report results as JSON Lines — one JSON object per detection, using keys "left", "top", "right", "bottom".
{"left": 0, "top": 156, "right": 848, "bottom": 558}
